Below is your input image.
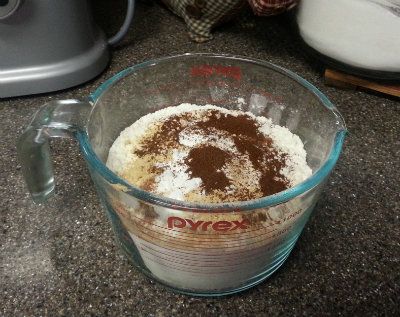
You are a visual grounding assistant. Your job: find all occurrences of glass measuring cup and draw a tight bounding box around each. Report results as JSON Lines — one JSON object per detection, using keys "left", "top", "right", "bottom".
{"left": 18, "top": 54, "right": 347, "bottom": 296}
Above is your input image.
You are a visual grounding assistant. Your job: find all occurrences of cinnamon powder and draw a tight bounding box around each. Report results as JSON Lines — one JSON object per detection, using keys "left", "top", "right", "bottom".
{"left": 133, "top": 109, "right": 289, "bottom": 200}
{"left": 186, "top": 145, "right": 231, "bottom": 191}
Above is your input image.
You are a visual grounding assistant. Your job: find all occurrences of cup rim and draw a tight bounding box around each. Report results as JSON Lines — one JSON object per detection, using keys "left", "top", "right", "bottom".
{"left": 77, "top": 53, "right": 347, "bottom": 212}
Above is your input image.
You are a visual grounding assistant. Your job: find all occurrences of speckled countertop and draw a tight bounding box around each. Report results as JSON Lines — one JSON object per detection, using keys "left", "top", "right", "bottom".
{"left": 1, "top": 1, "right": 399, "bottom": 316}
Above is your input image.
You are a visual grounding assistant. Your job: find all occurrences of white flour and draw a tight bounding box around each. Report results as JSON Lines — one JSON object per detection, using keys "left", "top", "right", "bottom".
{"left": 107, "top": 103, "right": 312, "bottom": 201}
{"left": 107, "top": 104, "right": 227, "bottom": 174}
{"left": 154, "top": 149, "right": 202, "bottom": 201}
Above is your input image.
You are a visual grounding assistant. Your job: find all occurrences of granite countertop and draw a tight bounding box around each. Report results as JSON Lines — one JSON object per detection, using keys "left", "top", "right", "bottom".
{"left": 1, "top": 2, "right": 399, "bottom": 316}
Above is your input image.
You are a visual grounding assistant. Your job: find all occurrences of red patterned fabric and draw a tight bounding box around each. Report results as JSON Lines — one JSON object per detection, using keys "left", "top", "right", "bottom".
{"left": 248, "top": 0, "right": 299, "bottom": 16}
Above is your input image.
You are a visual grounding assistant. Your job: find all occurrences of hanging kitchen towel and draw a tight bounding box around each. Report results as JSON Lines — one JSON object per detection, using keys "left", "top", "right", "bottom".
{"left": 160, "top": 0, "right": 247, "bottom": 42}
{"left": 248, "top": 0, "right": 299, "bottom": 16}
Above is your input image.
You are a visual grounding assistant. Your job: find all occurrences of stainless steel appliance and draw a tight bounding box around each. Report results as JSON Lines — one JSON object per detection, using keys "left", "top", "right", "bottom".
{"left": 0, "top": 0, "right": 135, "bottom": 97}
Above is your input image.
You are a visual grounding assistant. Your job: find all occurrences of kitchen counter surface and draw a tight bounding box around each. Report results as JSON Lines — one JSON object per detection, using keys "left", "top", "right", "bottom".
{"left": 1, "top": 2, "right": 399, "bottom": 316}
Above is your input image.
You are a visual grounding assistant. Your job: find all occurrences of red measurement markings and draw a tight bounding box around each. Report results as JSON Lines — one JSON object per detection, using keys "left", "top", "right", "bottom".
{"left": 191, "top": 65, "right": 242, "bottom": 81}
{"left": 167, "top": 217, "right": 250, "bottom": 232}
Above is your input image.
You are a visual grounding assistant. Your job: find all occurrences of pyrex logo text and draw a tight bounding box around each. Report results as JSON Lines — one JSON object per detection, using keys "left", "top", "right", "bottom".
{"left": 167, "top": 217, "right": 250, "bottom": 232}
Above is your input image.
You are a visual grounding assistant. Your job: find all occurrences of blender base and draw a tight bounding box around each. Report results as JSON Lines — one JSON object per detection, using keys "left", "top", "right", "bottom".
{"left": 0, "top": 35, "right": 109, "bottom": 98}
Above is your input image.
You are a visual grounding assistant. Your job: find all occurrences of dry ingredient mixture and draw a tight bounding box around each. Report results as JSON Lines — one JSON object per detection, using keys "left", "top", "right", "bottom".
{"left": 107, "top": 103, "right": 312, "bottom": 203}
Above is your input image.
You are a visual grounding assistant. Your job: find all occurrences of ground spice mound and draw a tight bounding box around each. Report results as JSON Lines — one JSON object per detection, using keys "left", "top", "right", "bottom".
{"left": 186, "top": 145, "right": 231, "bottom": 192}
{"left": 106, "top": 103, "right": 312, "bottom": 203}
{"left": 135, "top": 113, "right": 192, "bottom": 157}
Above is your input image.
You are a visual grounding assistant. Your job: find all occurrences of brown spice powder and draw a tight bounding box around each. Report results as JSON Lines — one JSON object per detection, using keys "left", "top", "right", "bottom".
{"left": 189, "top": 111, "right": 289, "bottom": 197}
{"left": 132, "top": 108, "right": 290, "bottom": 201}
{"left": 185, "top": 145, "right": 231, "bottom": 191}
{"left": 134, "top": 113, "right": 192, "bottom": 156}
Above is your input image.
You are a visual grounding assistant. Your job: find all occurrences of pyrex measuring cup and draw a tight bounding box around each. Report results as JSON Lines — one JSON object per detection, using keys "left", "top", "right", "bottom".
{"left": 18, "top": 54, "right": 347, "bottom": 296}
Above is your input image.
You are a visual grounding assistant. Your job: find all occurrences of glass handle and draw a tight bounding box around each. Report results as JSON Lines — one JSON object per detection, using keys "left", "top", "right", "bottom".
{"left": 17, "top": 99, "right": 92, "bottom": 203}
